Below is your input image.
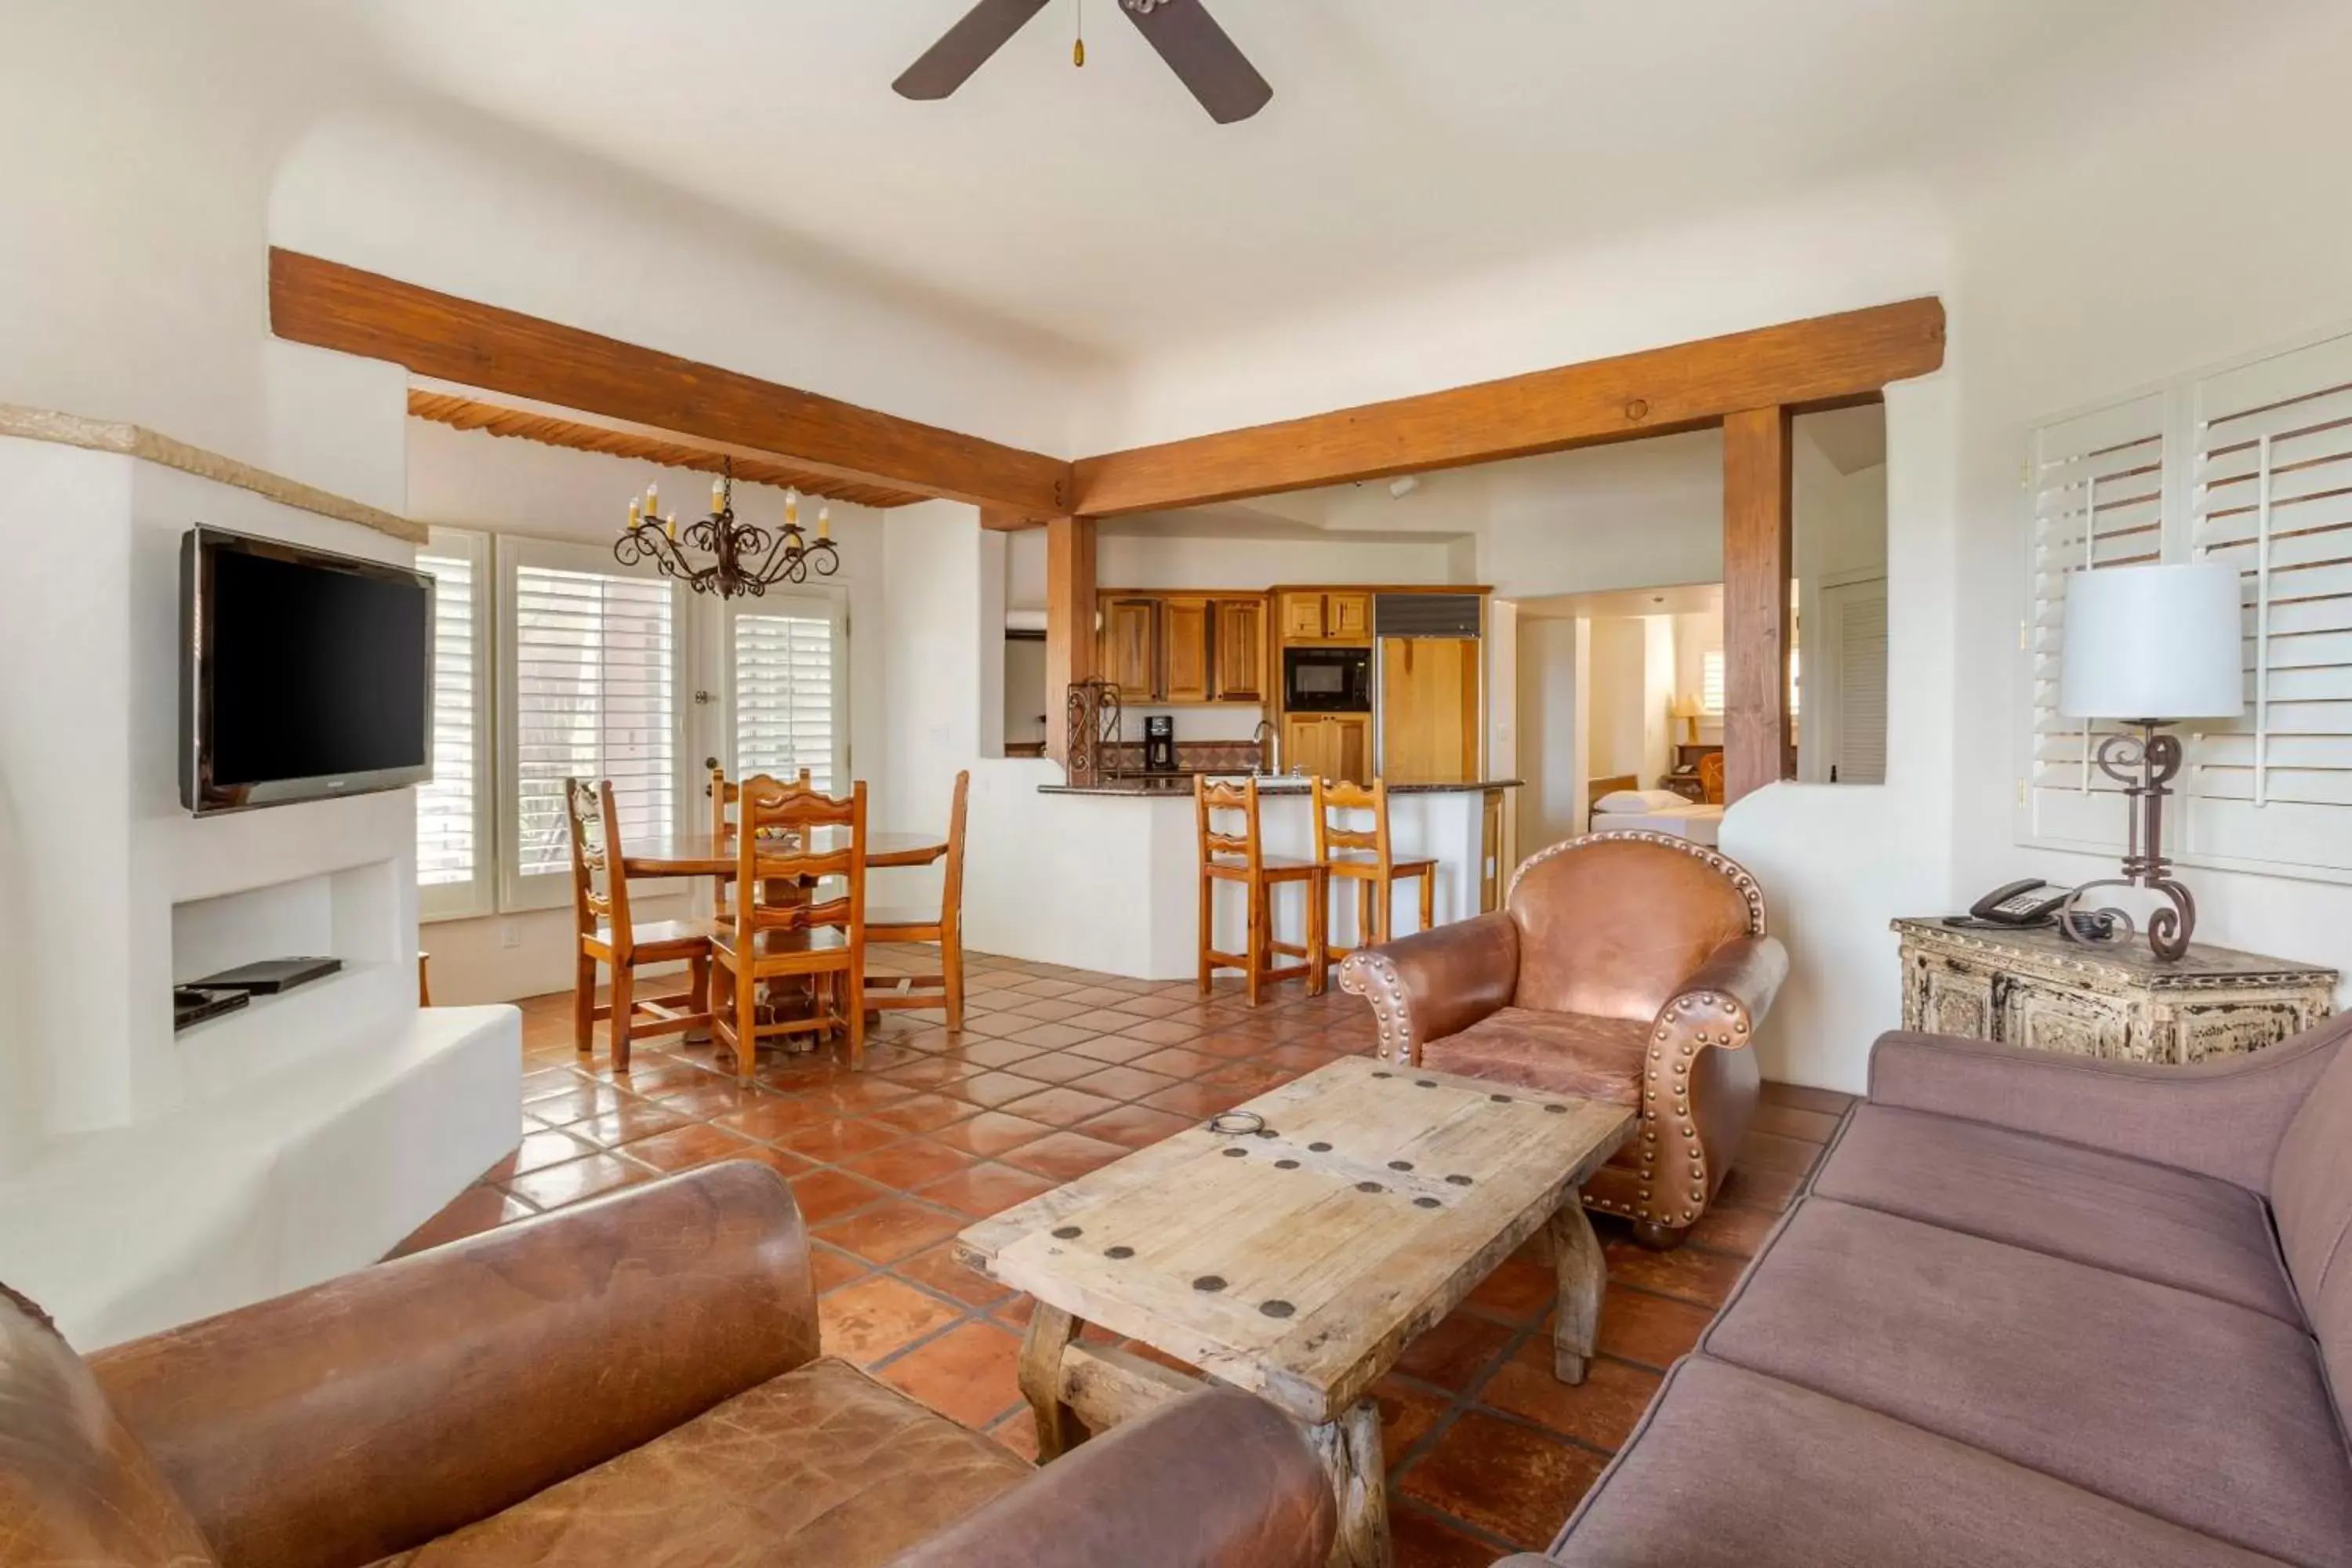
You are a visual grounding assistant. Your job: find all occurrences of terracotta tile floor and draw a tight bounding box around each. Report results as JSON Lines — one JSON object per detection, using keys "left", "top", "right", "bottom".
{"left": 396, "top": 946, "right": 1851, "bottom": 1564}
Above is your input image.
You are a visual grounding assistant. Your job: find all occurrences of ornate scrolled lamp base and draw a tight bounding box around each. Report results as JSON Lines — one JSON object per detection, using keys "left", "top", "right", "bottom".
{"left": 2059, "top": 722, "right": 2198, "bottom": 962}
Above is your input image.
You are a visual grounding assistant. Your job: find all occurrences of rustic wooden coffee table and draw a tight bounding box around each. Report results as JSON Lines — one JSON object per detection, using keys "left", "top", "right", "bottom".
{"left": 956, "top": 1055, "right": 1633, "bottom": 1567}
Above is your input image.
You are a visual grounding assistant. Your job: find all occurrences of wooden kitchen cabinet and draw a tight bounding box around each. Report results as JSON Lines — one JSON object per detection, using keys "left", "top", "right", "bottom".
{"left": 1280, "top": 590, "right": 1374, "bottom": 644}
{"left": 1379, "top": 637, "right": 1481, "bottom": 783}
{"left": 1098, "top": 597, "right": 1160, "bottom": 701}
{"left": 1211, "top": 597, "right": 1265, "bottom": 701}
{"left": 1281, "top": 592, "right": 1327, "bottom": 641}
{"left": 1162, "top": 597, "right": 1212, "bottom": 703}
{"left": 1283, "top": 713, "right": 1371, "bottom": 786}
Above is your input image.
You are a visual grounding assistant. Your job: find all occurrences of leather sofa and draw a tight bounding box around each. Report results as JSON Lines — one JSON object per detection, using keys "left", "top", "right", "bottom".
{"left": 1340, "top": 832, "right": 1788, "bottom": 1247}
{"left": 1507, "top": 1011, "right": 2352, "bottom": 1567}
{"left": 1, "top": 1160, "right": 1334, "bottom": 1568}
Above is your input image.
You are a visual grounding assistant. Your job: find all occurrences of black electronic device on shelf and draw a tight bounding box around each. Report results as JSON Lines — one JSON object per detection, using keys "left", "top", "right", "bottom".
{"left": 190, "top": 956, "right": 343, "bottom": 995}
{"left": 172, "top": 985, "right": 250, "bottom": 1031}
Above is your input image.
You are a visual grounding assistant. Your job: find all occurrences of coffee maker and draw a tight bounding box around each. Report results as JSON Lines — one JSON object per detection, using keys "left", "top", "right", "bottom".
{"left": 1143, "top": 714, "right": 1178, "bottom": 773}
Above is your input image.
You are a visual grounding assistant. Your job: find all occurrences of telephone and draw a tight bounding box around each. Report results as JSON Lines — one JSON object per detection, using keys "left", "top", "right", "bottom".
{"left": 1953, "top": 879, "right": 2071, "bottom": 929}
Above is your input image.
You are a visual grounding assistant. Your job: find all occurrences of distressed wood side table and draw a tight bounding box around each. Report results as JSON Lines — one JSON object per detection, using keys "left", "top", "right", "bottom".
{"left": 956, "top": 1055, "right": 1633, "bottom": 1568}
{"left": 1893, "top": 917, "right": 2336, "bottom": 1063}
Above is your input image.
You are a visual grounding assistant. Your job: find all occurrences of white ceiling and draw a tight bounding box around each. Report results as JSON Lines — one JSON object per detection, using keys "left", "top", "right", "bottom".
{"left": 325, "top": 0, "right": 2234, "bottom": 362}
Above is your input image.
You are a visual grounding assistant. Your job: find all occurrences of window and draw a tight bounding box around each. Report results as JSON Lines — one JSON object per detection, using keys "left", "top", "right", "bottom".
{"left": 2022, "top": 325, "right": 2352, "bottom": 881}
{"left": 417, "top": 528, "right": 492, "bottom": 920}
{"left": 497, "top": 539, "right": 684, "bottom": 910}
{"left": 1701, "top": 651, "right": 1725, "bottom": 713}
{"left": 728, "top": 594, "right": 846, "bottom": 789}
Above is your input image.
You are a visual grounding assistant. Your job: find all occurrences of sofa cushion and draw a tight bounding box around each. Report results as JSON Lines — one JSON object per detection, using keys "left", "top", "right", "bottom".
{"left": 1703, "top": 1200, "right": 2352, "bottom": 1568}
{"left": 383, "top": 1356, "right": 1029, "bottom": 1568}
{"left": 1811, "top": 1105, "right": 2299, "bottom": 1323}
{"left": 1423, "top": 1007, "right": 1646, "bottom": 1106}
{"left": 2274, "top": 1039, "right": 2352, "bottom": 1399}
{"left": 1545, "top": 1356, "right": 2286, "bottom": 1567}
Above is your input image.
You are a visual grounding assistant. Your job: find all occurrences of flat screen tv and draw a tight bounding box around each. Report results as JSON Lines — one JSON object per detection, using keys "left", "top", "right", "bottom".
{"left": 180, "top": 525, "right": 433, "bottom": 815}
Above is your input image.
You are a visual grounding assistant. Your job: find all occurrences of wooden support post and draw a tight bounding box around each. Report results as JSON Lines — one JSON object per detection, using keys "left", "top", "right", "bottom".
{"left": 1044, "top": 515, "right": 1097, "bottom": 764}
{"left": 1722, "top": 405, "right": 1795, "bottom": 802}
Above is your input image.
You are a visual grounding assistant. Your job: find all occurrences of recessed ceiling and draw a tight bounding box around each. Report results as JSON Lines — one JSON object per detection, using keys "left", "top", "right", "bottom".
{"left": 325, "top": 0, "right": 2238, "bottom": 362}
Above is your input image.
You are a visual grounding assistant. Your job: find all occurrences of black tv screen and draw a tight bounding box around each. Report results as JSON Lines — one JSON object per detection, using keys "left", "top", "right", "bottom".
{"left": 181, "top": 527, "right": 433, "bottom": 814}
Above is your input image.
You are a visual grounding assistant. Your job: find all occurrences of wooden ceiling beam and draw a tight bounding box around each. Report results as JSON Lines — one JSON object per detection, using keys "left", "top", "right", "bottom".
{"left": 1067, "top": 297, "right": 1944, "bottom": 517}
{"left": 405, "top": 388, "right": 930, "bottom": 508}
{"left": 270, "top": 249, "right": 1070, "bottom": 515}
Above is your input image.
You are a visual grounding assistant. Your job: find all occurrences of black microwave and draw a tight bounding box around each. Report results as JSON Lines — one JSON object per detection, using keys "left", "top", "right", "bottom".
{"left": 1283, "top": 646, "right": 1371, "bottom": 712}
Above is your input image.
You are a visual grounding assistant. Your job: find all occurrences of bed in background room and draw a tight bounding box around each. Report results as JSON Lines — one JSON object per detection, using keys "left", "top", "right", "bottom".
{"left": 1589, "top": 786, "right": 1725, "bottom": 845}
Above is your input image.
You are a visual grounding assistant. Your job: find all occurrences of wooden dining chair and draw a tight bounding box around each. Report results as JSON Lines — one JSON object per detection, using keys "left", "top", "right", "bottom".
{"left": 865, "top": 769, "right": 971, "bottom": 1030}
{"left": 710, "top": 763, "right": 812, "bottom": 922}
{"left": 711, "top": 775, "right": 869, "bottom": 1080}
{"left": 564, "top": 777, "right": 714, "bottom": 1073}
{"left": 1313, "top": 776, "right": 1437, "bottom": 975}
{"left": 1196, "top": 775, "right": 1325, "bottom": 1007}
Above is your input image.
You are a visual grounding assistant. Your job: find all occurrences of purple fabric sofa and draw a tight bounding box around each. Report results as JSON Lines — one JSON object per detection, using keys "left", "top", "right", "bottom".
{"left": 1505, "top": 1013, "right": 2352, "bottom": 1567}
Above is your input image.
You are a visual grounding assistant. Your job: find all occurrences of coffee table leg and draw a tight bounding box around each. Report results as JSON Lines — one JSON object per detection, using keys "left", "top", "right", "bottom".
{"left": 1549, "top": 1191, "right": 1605, "bottom": 1385}
{"left": 1018, "top": 1303, "right": 1087, "bottom": 1461}
{"left": 1305, "top": 1399, "right": 1391, "bottom": 1568}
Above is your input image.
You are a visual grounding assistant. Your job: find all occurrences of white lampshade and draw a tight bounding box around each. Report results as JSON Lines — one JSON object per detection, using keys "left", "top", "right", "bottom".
{"left": 2060, "top": 562, "right": 2245, "bottom": 720}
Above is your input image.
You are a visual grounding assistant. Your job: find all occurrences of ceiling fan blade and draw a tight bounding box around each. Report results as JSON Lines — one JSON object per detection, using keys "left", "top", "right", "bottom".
{"left": 1121, "top": 0, "right": 1272, "bottom": 124}
{"left": 894, "top": 0, "right": 1053, "bottom": 100}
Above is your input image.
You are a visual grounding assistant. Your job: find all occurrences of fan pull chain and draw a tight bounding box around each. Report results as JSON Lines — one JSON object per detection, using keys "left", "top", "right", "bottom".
{"left": 1073, "top": 0, "right": 1085, "bottom": 67}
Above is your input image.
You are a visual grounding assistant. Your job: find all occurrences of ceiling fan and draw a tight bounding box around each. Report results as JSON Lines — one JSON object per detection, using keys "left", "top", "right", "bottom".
{"left": 895, "top": 0, "right": 1272, "bottom": 125}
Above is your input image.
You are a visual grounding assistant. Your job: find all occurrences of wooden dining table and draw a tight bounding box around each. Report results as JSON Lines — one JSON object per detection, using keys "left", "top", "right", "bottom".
{"left": 621, "top": 829, "right": 949, "bottom": 879}
{"left": 618, "top": 829, "right": 950, "bottom": 1045}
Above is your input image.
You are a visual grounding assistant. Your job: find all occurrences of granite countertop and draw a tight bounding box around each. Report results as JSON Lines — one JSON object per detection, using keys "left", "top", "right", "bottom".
{"left": 1040, "top": 776, "right": 1523, "bottom": 797}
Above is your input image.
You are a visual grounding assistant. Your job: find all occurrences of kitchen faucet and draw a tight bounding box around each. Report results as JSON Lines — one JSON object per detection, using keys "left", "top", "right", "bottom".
{"left": 1250, "top": 717, "right": 1278, "bottom": 776}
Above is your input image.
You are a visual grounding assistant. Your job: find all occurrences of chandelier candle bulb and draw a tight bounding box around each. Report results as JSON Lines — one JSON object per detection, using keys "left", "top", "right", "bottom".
{"left": 817, "top": 505, "right": 830, "bottom": 539}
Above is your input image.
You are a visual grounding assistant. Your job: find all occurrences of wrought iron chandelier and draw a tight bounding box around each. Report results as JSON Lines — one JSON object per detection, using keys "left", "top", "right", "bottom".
{"left": 615, "top": 459, "right": 839, "bottom": 598}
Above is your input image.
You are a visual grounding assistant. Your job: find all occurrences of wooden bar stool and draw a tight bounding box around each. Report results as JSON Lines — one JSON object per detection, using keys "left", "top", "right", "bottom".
{"left": 1313, "top": 776, "right": 1437, "bottom": 971}
{"left": 1196, "top": 775, "right": 1325, "bottom": 1007}
{"left": 866, "top": 769, "right": 970, "bottom": 1030}
{"left": 564, "top": 778, "right": 714, "bottom": 1073}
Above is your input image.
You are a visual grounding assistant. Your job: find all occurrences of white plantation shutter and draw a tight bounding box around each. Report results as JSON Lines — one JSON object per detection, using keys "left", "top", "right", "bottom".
{"left": 2022, "top": 324, "right": 2352, "bottom": 884}
{"left": 499, "top": 540, "right": 683, "bottom": 909}
{"left": 2183, "top": 330, "right": 2352, "bottom": 875}
{"left": 417, "top": 530, "right": 492, "bottom": 918}
{"left": 1831, "top": 583, "right": 1888, "bottom": 786}
{"left": 731, "top": 597, "right": 844, "bottom": 790}
{"left": 2022, "top": 395, "right": 2167, "bottom": 849}
{"left": 1701, "top": 651, "right": 1726, "bottom": 713}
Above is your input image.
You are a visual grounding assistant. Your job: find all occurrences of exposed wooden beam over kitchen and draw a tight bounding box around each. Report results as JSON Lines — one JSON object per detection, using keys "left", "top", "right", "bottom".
{"left": 270, "top": 249, "right": 1070, "bottom": 515}
{"left": 1722, "top": 405, "right": 1795, "bottom": 803}
{"left": 1066, "top": 298, "right": 1942, "bottom": 517}
{"left": 1044, "top": 516, "right": 1098, "bottom": 763}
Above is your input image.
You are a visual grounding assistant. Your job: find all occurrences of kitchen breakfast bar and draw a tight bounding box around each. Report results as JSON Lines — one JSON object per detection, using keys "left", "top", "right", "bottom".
{"left": 960, "top": 764, "right": 1519, "bottom": 985}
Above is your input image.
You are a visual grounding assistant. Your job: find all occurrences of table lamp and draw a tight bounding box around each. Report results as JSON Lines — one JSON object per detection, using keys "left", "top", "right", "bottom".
{"left": 2056, "top": 561, "right": 2245, "bottom": 960}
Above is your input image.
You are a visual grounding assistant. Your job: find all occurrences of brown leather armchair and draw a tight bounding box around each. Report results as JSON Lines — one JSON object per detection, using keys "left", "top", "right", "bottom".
{"left": 1338, "top": 831, "right": 1788, "bottom": 1249}
{"left": 2, "top": 1162, "right": 1335, "bottom": 1568}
